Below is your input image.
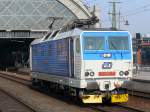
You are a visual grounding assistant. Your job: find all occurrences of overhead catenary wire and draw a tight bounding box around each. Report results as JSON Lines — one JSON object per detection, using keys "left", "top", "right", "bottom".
{"left": 121, "top": 3, "right": 150, "bottom": 18}
{"left": 123, "top": 3, "right": 150, "bottom": 14}
{"left": 122, "top": 8, "right": 150, "bottom": 17}
{"left": 120, "top": 0, "right": 143, "bottom": 7}
{"left": 84, "top": 0, "right": 150, "bottom": 29}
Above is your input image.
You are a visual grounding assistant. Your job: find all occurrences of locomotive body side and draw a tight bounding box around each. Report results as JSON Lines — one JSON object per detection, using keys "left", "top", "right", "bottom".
{"left": 31, "top": 29, "right": 84, "bottom": 88}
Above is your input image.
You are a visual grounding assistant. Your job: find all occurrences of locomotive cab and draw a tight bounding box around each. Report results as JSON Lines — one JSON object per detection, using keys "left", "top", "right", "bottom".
{"left": 79, "top": 31, "right": 133, "bottom": 103}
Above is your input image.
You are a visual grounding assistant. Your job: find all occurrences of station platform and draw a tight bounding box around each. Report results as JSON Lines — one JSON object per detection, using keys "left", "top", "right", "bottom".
{"left": 18, "top": 68, "right": 31, "bottom": 75}
{"left": 126, "top": 80, "right": 150, "bottom": 93}
{"left": 125, "top": 70, "right": 150, "bottom": 93}
{"left": 133, "top": 71, "right": 150, "bottom": 82}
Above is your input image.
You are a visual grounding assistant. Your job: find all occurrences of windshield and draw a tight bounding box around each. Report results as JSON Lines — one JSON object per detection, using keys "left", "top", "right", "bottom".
{"left": 84, "top": 37, "right": 105, "bottom": 50}
{"left": 108, "top": 36, "right": 129, "bottom": 50}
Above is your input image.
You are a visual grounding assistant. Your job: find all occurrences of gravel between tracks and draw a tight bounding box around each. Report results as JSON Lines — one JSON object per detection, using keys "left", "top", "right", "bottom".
{"left": 0, "top": 76, "right": 92, "bottom": 112}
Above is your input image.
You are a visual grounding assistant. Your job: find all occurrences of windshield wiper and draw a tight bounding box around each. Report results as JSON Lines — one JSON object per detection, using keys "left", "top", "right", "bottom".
{"left": 120, "top": 52, "right": 123, "bottom": 59}
{"left": 110, "top": 41, "right": 124, "bottom": 60}
{"left": 110, "top": 41, "right": 118, "bottom": 50}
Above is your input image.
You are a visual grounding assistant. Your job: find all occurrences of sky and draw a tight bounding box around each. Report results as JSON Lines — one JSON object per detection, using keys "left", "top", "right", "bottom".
{"left": 84, "top": 0, "right": 150, "bottom": 34}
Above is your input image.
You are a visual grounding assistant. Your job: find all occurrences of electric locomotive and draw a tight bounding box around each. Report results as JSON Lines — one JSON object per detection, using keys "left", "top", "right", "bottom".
{"left": 30, "top": 20, "right": 133, "bottom": 103}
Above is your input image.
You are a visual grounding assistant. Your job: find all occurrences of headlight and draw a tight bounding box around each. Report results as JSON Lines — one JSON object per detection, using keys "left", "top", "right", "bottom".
{"left": 125, "top": 71, "right": 129, "bottom": 76}
{"left": 85, "top": 72, "right": 90, "bottom": 77}
{"left": 90, "top": 72, "right": 95, "bottom": 76}
{"left": 119, "top": 71, "right": 124, "bottom": 76}
{"left": 103, "top": 53, "right": 112, "bottom": 58}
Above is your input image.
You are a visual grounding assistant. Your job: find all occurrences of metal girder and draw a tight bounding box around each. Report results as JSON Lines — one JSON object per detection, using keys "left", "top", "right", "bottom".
{"left": 0, "top": 0, "right": 91, "bottom": 31}
{"left": 57, "top": 0, "right": 92, "bottom": 19}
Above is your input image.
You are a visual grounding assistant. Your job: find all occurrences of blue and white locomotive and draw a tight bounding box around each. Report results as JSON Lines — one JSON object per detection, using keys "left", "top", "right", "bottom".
{"left": 30, "top": 21, "right": 133, "bottom": 103}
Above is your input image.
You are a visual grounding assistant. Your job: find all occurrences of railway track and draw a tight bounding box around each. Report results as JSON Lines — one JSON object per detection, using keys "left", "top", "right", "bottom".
{"left": 128, "top": 90, "right": 150, "bottom": 99}
{"left": 0, "top": 71, "right": 149, "bottom": 112}
{"left": 0, "top": 72, "right": 97, "bottom": 112}
{"left": 89, "top": 91, "right": 150, "bottom": 112}
{"left": 89, "top": 104, "right": 145, "bottom": 112}
{"left": 0, "top": 86, "right": 37, "bottom": 112}
{"left": 0, "top": 72, "right": 39, "bottom": 112}
{"left": 0, "top": 72, "right": 31, "bottom": 85}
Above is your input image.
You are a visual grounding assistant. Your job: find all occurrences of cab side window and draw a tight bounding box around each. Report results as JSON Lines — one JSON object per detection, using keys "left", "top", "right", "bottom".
{"left": 76, "top": 38, "right": 80, "bottom": 54}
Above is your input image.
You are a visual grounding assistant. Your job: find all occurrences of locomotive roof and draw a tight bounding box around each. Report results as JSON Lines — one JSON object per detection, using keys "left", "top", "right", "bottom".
{"left": 31, "top": 28, "right": 126, "bottom": 45}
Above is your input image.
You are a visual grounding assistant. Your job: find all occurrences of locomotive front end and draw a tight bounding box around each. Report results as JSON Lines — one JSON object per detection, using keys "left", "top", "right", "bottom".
{"left": 80, "top": 31, "right": 133, "bottom": 103}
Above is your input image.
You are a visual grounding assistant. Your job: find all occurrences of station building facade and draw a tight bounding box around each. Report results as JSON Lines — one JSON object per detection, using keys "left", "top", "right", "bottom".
{"left": 0, "top": 0, "right": 92, "bottom": 69}
{"left": 133, "top": 34, "right": 150, "bottom": 65}
{"left": 0, "top": 0, "right": 92, "bottom": 38}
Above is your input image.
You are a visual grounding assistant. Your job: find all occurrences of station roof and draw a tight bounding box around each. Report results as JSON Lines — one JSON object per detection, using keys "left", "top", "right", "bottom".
{"left": 0, "top": 0, "right": 92, "bottom": 31}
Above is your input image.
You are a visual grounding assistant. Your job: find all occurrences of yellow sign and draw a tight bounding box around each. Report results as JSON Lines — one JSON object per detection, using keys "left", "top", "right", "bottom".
{"left": 111, "top": 94, "right": 128, "bottom": 103}
{"left": 82, "top": 95, "right": 102, "bottom": 103}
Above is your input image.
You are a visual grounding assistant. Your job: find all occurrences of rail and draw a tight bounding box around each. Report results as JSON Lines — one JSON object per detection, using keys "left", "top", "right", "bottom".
{"left": 0, "top": 72, "right": 31, "bottom": 86}
{"left": 89, "top": 104, "right": 145, "bottom": 112}
{"left": 0, "top": 88, "right": 38, "bottom": 112}
{"left": 0, "top": 73, "right": 38, "bottom": 112}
